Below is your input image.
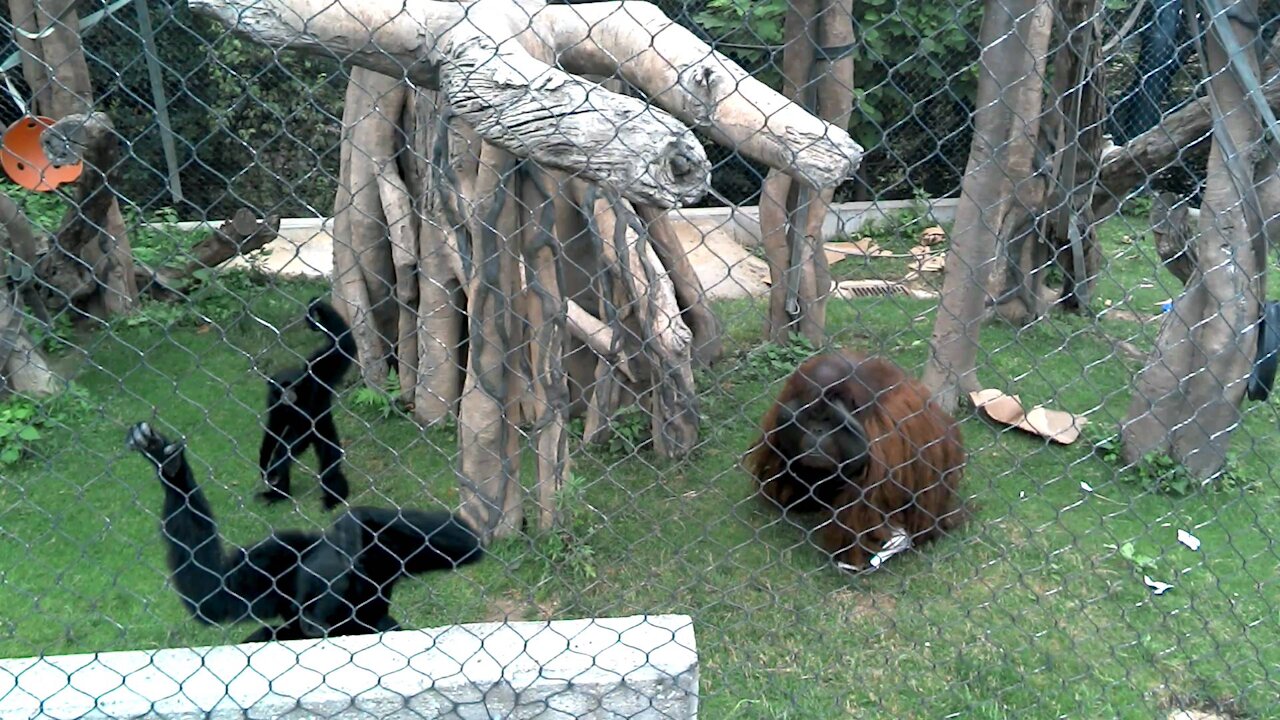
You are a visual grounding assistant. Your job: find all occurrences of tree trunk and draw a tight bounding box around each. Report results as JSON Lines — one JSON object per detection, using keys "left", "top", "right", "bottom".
{"left": 1148, "top": 191, "right": 1198, "bottom": 286}
{"left": 758, "top": 0, "right": 854, "bottom": 345}
{"left": 989, "top": 0, "right": 1104, "bottom": 323}
{"left": 0, "top": 193, "right": 57, "bottom": 397}
{"left": 456, "top": 146, "right": 525, "bottom": 542}
{"left": 8, "top": 0, "right": 51, "bottom": 113}
{"left": 923, "top": 0, "right": 1046, "bottom": 410}
{"left": 26, "top": 0, "right": 137, "bottom": 319}
{"left": 985, "top": 0, "right": 1054, "bottom": 326}
{"left": 1123, "top": 0, "right": 1265, "bottom": 479}
{"left": 1044, "top": 0, "right": 1106, "bottom": 315}
{"left": 519, "top": 167, "right": 570, "bottom": 531}
{"left": 412, "top": 88, "right": 467, "bottom": 425}
{"left": 332, "top": 68, "right": 401, "bottom": 389}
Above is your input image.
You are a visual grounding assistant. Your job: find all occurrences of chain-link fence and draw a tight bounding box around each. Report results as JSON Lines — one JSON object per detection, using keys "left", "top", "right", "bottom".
{"left": 0, "top": 0, "right": 1276, "bottom": 716}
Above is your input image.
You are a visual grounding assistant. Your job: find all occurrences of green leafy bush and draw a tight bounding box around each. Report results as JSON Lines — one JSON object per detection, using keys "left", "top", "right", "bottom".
{"left": 84, "top": 2, "right": 343, "bottom": 220}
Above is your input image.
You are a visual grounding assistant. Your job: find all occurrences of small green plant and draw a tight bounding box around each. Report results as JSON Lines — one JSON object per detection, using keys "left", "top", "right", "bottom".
{"left": 1084, "top": 423, "right": 1255, "bottom": 496}
{"left": 741, "top": 334, "right": 816, "bottom": 383}
{"left": 1136, "top": 451, "right": 1197, "bottom": 496}
{"left": 1121, "top": 193, "right": 1154, "bottom": 220}
{"left": 601, "top": 407, "right": 652, "bottom": 457}
{"left": 0, "top": 384, "right": 93, "bottom": 466}
{"left": 1117, "top": 541, "right": 1159, "bottom": 572}
{"left": 0, "top": 400, "right": 43, "bottom": 465}
{"left": 10, "top": 188, "right": 68, "bottom": 231}
{"left": 1083, "top": 423, "right": 1123, "bottom": 464}
{"left": 350, "top": 370, "right": 400, "bottom": 420}
{"left": 540, "top": 471, "right": 599, "bottom": 582}
{"left": 693, "top": 0, "right": 785, "bottom": 75}
{"left": 129, "top": 207, "right": 199, "bottom": 269}
{"left": 116, "top": 302, "right": 190, "bottom": 335}
{"left": 29, "top": 313, "right": 76, "bottom": 355}
{"left": 112, "top": 270, "right": 283, "bottom": 335}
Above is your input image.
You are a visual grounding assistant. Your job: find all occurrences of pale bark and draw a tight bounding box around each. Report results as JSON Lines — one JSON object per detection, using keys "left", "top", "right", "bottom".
{"left": 635, "top": 205, "right": 722, "bottom": 367}
{"left": 565, "top": 300, "right": 628, "bottom": 368}
{"left": 923, "top": 0, "right": 1044, "bottom": 409}
{"left": 990, "top": 0, "right": 1103, "bottom": 323}
{"left": 520, "top": 167, "right": 570, "bottom": 531}
{"left": 1123, "top": 0, "right": 1265, "bottom": 479}
{"left": 581, "top": 188, "right": 698, "bottom": 456}
{"left": 377, "top": 148, "right": 421, "bottom": 404}
{"left": 758, "top": 0, "right": 827, "bottom": 345}
{"left": 1045, "top": 0, "right": 1106, "bottom": 314}
{"left": 8, "top": 0, "right": 50, "bottom": 113}
{"left": 1148, "top": 191, "right": 1198, "bottom": 286}
{"left": 185, "top": 0, "right": 864, "bottom": 202}
{"left": 985, "top": 0, "right": 1053, "bottom": 322}
{"left": 456, "top": 144, "right": 524, "bottom": 542}
{"left": 413, "top": 89, "right": 467, "bottom": 424}
{"left": 333, "top": 69, "right": 398, "bottom": 388}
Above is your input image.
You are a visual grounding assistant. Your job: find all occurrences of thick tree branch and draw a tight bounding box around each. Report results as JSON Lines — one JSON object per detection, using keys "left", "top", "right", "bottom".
{"left": 134, "top": 209, "right": 281, "bottom": 298}
{"left": 185, "top": 0, "right": 863, "bottom": 200}
{"left": 1094, "top": 39, "right": 1280, "bottom": 215}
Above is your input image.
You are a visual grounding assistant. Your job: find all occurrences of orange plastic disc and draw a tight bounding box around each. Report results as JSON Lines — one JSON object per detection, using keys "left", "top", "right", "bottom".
{"left": 1, "top": 116, "right": 82, "bottom": 192}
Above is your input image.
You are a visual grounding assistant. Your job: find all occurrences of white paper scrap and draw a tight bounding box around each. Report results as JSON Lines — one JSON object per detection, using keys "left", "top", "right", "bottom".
{"left": 1143, "top": 575, "right": 1174, "bottom": 595}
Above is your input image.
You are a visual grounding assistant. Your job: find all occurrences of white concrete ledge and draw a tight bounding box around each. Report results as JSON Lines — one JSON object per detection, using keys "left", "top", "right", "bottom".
{"left": 157, "top": 197, "right": 959, "bottom": 242}
{"left": 153, "top": 198, "right": 960, "bottom": 301}
{"left": 0, "top": 614, "right": 699, "bottom": 719}
{"left": 667, "top": 197, "right": 960, "bottom": 250}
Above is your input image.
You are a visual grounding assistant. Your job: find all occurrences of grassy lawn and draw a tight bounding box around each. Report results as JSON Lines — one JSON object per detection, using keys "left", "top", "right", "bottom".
{"left": 0, "top": 212, "right": 1278, "bottom": 717}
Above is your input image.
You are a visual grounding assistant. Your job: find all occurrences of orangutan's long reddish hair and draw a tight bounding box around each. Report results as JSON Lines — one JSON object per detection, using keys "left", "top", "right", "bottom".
{"left": 745, "top": 350, "right": 966, "bottom": 570}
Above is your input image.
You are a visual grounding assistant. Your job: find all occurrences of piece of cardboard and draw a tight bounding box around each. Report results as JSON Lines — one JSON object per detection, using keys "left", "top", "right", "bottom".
{"left": 908, "top": 245, "right": 947, "bottom": 273}
{"left": 824, "top": 239, "right": 893, "bottom": 266}
{"left": 920, "top": 225, "right": 947, "bottom": 245}
{"left": 969, "top": 388, "right": 1086, "bottom": 445}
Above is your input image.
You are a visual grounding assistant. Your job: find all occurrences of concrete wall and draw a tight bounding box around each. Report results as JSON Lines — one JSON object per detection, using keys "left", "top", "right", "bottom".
{"left": 666, "top": 197, "right": 960, "bottom": 251}
{"left": 169, "top": 198, "right": 960, "bottom": 297}
{"left": 166, "top": 198, "right": 961, "bottom": 259}
{"left": 0, "top": 614, "right": 698, "bottom": 719}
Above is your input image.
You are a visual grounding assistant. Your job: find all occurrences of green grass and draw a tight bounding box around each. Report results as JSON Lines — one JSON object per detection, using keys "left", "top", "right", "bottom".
{"left": 1, "top": 215, "right": 1279, "bottom": 717}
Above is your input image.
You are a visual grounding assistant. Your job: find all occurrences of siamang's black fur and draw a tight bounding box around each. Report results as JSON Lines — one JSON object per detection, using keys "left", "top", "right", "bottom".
{"left": 126, "top": 421, "right": 482, "bottom": 643}
{"left": 260, "top": 298, "right": 357, "bottom": 509}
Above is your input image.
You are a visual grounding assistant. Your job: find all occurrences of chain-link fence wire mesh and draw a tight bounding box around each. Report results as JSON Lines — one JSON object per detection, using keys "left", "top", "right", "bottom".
{"left": 0, "top": 0, "right": 1277, "bottom": 716}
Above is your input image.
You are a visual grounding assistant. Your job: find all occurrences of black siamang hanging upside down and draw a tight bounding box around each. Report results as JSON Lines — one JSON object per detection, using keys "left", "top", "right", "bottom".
{"left": 260, "top": 298, "right": 357, "bottom": 509}
{"left": 127, "top": 421, "right": 483, "bottom": 643}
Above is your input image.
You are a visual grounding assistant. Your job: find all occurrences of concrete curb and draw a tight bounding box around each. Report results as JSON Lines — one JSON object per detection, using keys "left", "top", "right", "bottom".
{"left": 0, "top": 614, "right": 699, "bottom": 719}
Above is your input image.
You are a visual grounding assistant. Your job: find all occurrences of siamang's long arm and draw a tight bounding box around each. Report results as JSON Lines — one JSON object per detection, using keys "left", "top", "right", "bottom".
{"left": 127, "top": 422, "right": 255, "bottom": 625}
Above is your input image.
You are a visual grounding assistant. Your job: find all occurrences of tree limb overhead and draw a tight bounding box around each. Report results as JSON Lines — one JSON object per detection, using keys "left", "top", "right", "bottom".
{"left": 185, "top": 0, "right": 864, "bottom": 195}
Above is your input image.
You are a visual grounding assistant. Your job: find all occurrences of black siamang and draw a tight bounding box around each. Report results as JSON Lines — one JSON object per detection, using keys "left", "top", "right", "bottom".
{"left": 127, "top": 421, "right": 482, "bottom": 643}
{"left": 260, "top": 298, "right": 357, "bottom": 509}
